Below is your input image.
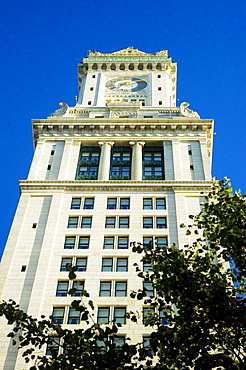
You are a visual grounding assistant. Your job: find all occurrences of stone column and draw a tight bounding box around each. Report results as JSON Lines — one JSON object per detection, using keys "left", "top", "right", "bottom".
{"left": 98, "top": 142, "right": 114, "bottom": 180}
{"left": 129, "top": 141, "right": 145, "bottom": 180}
{"left": 163, "top": 141, "right": 175, "bottom": 180}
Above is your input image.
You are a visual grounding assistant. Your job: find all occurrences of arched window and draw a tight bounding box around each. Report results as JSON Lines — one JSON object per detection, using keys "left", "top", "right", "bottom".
{"left": 110, "top": 63, "right": 116, "bottom": 70}
{"left": 129, "top": 63, "right": 134, "bottom": 70}
{"left": 138, "top": 63, "right": 143, "bottom": 70}
{"left": 119, "top": 64, "right": 125, "bottom": 70}
{"left": 101, "top": 63, "right": 107, "bottom": 70}
{"left": 156, "top": 63, "right": 162, "bottom": 70}
{"left": 92, "top": 63, "right": 98, "bottom": 70}
{"left": 147, "top": 63, "right": 152, "bottom": 70}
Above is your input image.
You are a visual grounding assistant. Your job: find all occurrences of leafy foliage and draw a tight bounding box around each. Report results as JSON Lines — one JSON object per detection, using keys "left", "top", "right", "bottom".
{"left": 0, "top": 179, "right": 245, "bottom": 369}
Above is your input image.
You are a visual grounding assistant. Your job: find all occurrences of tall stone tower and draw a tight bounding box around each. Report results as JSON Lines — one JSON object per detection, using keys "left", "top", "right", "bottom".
{"left": 0, "top": 47, "right": 213, "bottom": 369}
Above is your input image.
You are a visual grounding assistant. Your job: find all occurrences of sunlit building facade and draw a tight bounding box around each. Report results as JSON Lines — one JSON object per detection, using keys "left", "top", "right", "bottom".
{"left": 0, "top": 47, "right": 213, "bottom": 369}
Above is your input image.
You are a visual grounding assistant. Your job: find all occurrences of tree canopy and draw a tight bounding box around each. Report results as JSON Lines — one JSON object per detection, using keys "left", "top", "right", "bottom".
{"left": 0, "top": 178, "right": 245, "bottom": 369}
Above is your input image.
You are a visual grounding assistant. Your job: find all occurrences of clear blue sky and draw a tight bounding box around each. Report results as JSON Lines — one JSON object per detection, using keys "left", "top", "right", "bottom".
{"left": 0, "top": 0, "right": 245, "bottom": 258}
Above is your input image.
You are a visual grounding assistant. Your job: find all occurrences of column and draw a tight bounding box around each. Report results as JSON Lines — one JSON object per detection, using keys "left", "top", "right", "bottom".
{"left": 163, "top": 141, "right": 175, "bottom": 180}
{"left": 98, "top": 142, "right": 114, "bottom": 180}
{"left": 129, "top": 141, "right": 145, "bottom": 180}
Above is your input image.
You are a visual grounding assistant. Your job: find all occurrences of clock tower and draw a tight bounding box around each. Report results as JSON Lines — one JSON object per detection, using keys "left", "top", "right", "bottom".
{"left": 0, "top": 47, "right": 213, "bottom": 369}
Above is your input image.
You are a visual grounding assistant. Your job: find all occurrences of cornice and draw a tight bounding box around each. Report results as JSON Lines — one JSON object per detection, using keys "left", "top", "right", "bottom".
{"left": 19, "top": 180, "right": 212, "bottom": 193}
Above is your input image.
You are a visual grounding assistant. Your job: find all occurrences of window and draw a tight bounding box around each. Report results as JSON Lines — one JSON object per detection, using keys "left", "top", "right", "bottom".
{"left": 143, "top": 262, "right": 153, "bottom": 272}
{"left": 88, "top": 101, "right": 92, "bottom": 105}
{"left": 156, "top": 198, "right": 166, "bottom": 209}
{"left": 72, "top": 281, "right": 85, "bottom": 296}
{"left": 97, "top": 307, "right": 110, "bottom": 324}
{"left": 102, "top": 257, "right": 128, "bottom": 272}
{"left": 46, "top": 337, "right": 60, "bottom": 356}
{"left": 158, "top": 87, "right": 162, "bottom": 90}
{"left": 71, "top": 198, "right": 81, "bottom": 209}
{"left": 114, "top": 307, "right": 126, "bottom": 325}
{"left": 84, "top": 198, "right": 94, "bottom": 209}
{"left": 115, "top": 281, "right": 127, "bottom": 297}
{"left": 107, "top": 198, "right": 117, "bottom": 209}
{"left": 143, "top": 198, "right": 153, "bottom": 209}
{"left": 143, "top": 217, "right": 153, "bottom": 228}
{"left": 78, "top": 236, "right": 90, "bottom": 249}
{"left": 143, "top": 282, "right": 154, "bottom": 297}
{"left": 103, "top": 237, "right": 114, "bottom": 249}
{"left": 110, "top": 147, "right": 131, "bottom": 180}
{"left": 143, "top": 147, "right": 164, "bottom": 180}
{"left": 64, "top": 236, "right": 76, "bottom": 249}
{"left": 158, "top": 74, "right": 161, "bottom": 78}
{"left": 143, "top": 307, "right": 155, "bottom": 326}
{"left": 105, "top": 217, "right": 116, "bottom": 228}
{"left": 90, "top": 87, "right": 94, "bottom": 91}
{"left": 120, "top": 198, "right": 130, "bottom": 209}
{"left": 81, "top": 217, "right": 92, "bottom": 228}
{"left": 159, "top": 309, "right": 170, "bottom": 325}
{"left": 60, "top": 258, "right": 72, "bottom": 271}
{"left": 119, "top": 217, "right": 129, "bottom": 228}
{"left": 56, "top": 281, "right": 69, "bottom": 296}
{"left": 116, "top": 258, "right": 128, "bottom": 272}
{"left": 143, "top": 217, "right": 167, "bottom": 229}
{"left": 113, "top": 337, "right": 125, "bottom": 347}
{"left": 156, "top": 217, "right": 167, "bottom": 229}
{"left": 76, "top": 258, "right": 87, "bottom": 271}
{"left": 92, "top": 75, "right": 96, "bottom": 78}
{"left": 143, "top": 236, "right": 167, "bottom": 248}
{"left": 102, "top": 258, "right": 113, "bottom": 272}
{"left": 68, "top": 308, "right": 80, "bottom": 324}
{"left": 52, "top": 307, "right": 65, "bottom": 324}
{"left": 76, "top": 146, "right": 100, "bottom": 180}
{"left": 99, "top": 281, "right": 111, "bottom": 297}
{"left": 143, "top": 337, "right": 153, "bottom": 356}
{"left": 118, "top": 236, "right": 128, "bottom": 249}
{"left": 67, "top": 217, "right": 78, "bottom": 228}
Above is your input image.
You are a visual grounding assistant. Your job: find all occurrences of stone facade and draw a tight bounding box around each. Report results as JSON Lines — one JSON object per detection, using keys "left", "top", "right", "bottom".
{"left": 0, "top": 48, "right": 213, "bottom": 369}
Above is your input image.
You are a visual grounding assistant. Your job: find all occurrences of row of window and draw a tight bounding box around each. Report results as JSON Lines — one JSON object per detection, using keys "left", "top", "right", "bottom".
{"left": 71, "top": 197, "right": 166, "bottom": 210}
{"left": 67, "top": 216, "right": 167, "bottom": 229}
{"left": 76, "top": 146, "right": 165, "bottom": 180}
{"left": 63, "top": 235, "right": 167, "bottom": 250}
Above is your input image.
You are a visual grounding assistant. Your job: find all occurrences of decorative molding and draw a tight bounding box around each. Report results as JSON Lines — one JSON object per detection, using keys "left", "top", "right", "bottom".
{"left": 48, "top": 102, "right": 69, "bottom": 118}
{"left": 180, "top": 102, "right": 200, "bottom": 118}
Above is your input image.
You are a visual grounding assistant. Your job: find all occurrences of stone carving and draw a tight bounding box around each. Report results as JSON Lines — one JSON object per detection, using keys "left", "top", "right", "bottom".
{"left": 165, "top": 64, "right": 176, "bottom": 75}
{"left": 180, "top": 102, "right": 200, "bottom": 118}
{"left": 48, "top": 102, "right": 69, "bottom": 117}
{"left": 88, "top": 48, "right": 169, "bottom": 58}
{"left": 155, "top": 50, "right": 168, "bottom": 57}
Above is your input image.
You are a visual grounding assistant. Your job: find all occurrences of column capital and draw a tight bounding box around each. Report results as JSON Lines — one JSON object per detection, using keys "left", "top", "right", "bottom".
{"left": 98, "top": 141, "right": 114, "bottom": 147}
{"left": 129, "top": 141, "right": 145, "bottom": 147}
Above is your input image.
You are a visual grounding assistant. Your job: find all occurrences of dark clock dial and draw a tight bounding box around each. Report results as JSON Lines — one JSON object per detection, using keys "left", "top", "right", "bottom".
{"left": 106, "top": 77, "right": 147, "bottom": 92}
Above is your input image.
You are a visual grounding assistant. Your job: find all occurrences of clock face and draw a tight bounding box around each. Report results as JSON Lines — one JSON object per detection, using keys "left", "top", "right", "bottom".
{"left": 106, "top": 77, "right": 147, "bottom": 92}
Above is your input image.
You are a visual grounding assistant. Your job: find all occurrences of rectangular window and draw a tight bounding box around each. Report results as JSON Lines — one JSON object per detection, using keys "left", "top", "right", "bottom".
{"left": 97, "top": 307, "right": 110, "bottom": 324}
{"left": 142, "top": 147, "right": 164, "bottom": 180}
{"left": 78, "top": 236, "right": 90, "bottom": 249}
{"left": 76, "top": 258, "right": 87, "bottom": 272}
{"left": 113, "top": 337, "right": 125, "bottom": 347}
{"left": 114, "top": 307, "right": 126, "bottom": 325}
{"left": 143, "top": 237, "right": 153, "bottom": 248}
{"left": 107, "top": 198, "right": 117, "bottom": 209}
{"left": 143, "top": 282, "right": 154, "bottom": 297}
{"left": 120, "top": 198, "right": 130, "bottom": 209}
{"left": 81, "top": 217, "right": 92, "bottom": 228}
{"left": 156, "top": 237, "right": 168, "bottom": 248}
{"left": 68, "top": 308, "right": 80, "bottom": 324}
{"left": 118, "top": 236, "right": 128, "bottom": 249}
{"left": 115, "top": 281, "right": 127, "bottom": 297}
{"left": 56, "top": 281, "right": 69, "bottom": 296}
{"left": 105, "top": 217, "right": 116, "bottom": 228}
{"left": 156, "top": 198, "right": 166, "bottom": 209}
{"left": 116, "top": 258, "right": 128, "bottom": 272}
{"left": 143, "top": 198, "right": 153, "bottom": 209}
{"left": 72, "top": 281, "right": 84, "bottom": 296}
{"left": 119, "top": 217, "right": 129, "bottom": 228}
{"left": 143, "top": 217, "right": 153, "bottom": 228}
{"left": 143, "top": 307, "right": 155, "bottom": 326}
{"left": 102, "top": 258, "right": 113, "bottom": 272}
{"left": 64, "top": 236, "right": 76, "bottom": 249}
{"left": 143, "top": 337, "right": 153, "bottom": 356}
{"left": 67, "top": 217, "right": 78, "bottom": 228}
{"left": 60, "top": 258, "right": 72, "bottom": 271}
{"left": 103, "top": 236, "right": 114, "bottom": 249}
{"left": 156, "top": 217, "right": 167, "bottom": 229}
{"left": 76, "top": 146, "right": 100, "bottom": 180}
{"left": 84, "top": 198, "right": 94, "bottom": 209}
{"left": 110, "top": 147, "right": 131, "bottom": 180}
{"left": 159, "top": 309, "right": 170, "bottom": 325}
{"left": 143, "top": 262, "right": 153, "bottom": 272}
{"left": 99, "top": 281, "right": 112, "bottom": 297}
{"left": 46, "top": 337, "right": 60, "bottom": 356}
{"left": 52, "top": 307, "right": 65, "bottom": 324}
{"left": 71, "top": 198, "right": 81, "bottom": 209}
